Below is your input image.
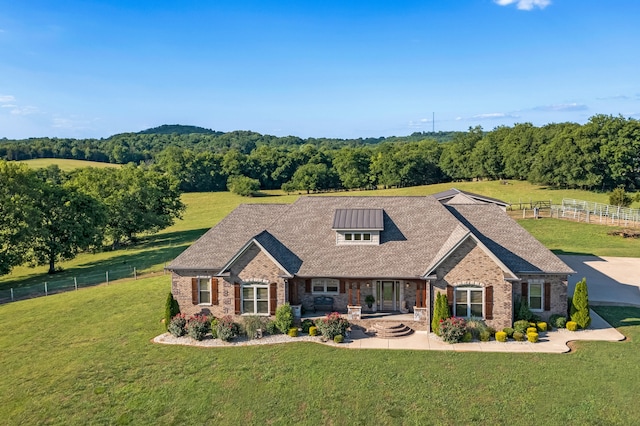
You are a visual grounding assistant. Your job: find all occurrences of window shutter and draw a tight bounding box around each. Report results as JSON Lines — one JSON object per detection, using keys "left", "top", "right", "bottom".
{"left": 305, "top": 279, "right": 311, "bottom": 293}
{"left": 485, "top": 286, "right": 493, "bottom": 320}
{"left": 269, "top": 282, "right": 277, "bottom": 315}
{"left": 447, "top": 285, "right": 453, "bottom": 312}
{"left": 521, "top": 282, "right": 528, "bottom": 301}
{"left": 234, "top": 283, "right": 241, "bottom": 314}
{"left": 339, "top": 280, "right": 346, "bottom": 294}
{"left": 211, "top": 278, "right": 219, "bottom": 305}
{"left": 544, "top": 282, "right": 551, "bottom": 311}
{"left": 191, "top": 278, "right": 199, "bottom": 305}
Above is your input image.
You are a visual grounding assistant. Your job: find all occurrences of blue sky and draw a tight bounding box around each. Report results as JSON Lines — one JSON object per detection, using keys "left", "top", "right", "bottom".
{"left": 1, "top": 0, "right": 639, "bottom": 139}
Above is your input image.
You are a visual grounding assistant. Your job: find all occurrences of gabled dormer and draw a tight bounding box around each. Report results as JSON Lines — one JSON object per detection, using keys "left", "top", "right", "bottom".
{"left": 332, "top": 208, "right": 384, "bottom": 245}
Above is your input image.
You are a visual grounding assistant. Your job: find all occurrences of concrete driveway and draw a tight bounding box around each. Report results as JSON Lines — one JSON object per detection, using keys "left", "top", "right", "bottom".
{"left": 559, "top": 255, "right": 640, "bottom": 307}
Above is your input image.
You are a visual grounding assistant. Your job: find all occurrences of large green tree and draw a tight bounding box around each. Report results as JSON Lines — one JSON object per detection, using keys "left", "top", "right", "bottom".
{"left": 0, "top": 161, "right": 41, "bottom": 275}
{"left": 30, "top": 182, "right": 106, "bottom": 274}
{"left": 68, "top": 165, "right": 185, "bottom": 248}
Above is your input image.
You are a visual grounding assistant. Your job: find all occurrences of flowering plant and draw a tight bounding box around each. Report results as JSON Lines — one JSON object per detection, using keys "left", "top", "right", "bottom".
{"left": 439, "top": 317, "right": 467, "bottom": 343}
{"left": 217, "top": 315, "right": 240, "bottom": 342}
{"left": 314, "top": 312, "right": 350, "bottom": 341}
{"left": 168, "top": 313, "right": 187, "bottom": 337}
{"left": 186, "top": 314, "right": 210, "bottom": 341}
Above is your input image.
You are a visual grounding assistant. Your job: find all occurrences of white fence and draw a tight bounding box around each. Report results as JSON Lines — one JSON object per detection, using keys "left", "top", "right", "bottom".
{"left": 556, "top": 198, "right": 640, "bottom": 227}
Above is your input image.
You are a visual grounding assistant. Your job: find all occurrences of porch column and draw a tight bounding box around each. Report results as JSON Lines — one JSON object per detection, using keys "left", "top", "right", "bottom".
{"left": 348, "top": 283, "right": 353, "bottom": 305}
{"left": 372, "top": 280, "right": 377, "bottom": 312}
{"left": 399, "top": 281, "right": 407, "bottom": 313}
{"left": 356, "top": 283, "right": 361, "bottom": 305}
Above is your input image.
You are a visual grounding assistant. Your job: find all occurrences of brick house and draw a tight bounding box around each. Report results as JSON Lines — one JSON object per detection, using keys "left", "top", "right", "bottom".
{"left": 167, "top": 196, "right": 574, "bottom": 331}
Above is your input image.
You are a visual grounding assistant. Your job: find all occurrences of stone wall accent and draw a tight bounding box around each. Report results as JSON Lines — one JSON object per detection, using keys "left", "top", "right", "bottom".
{"left": 513, "top": 274, "right": 568, "bottom": 322}
{"left": 433, "top": 238, "right": 513, "bottom": 330}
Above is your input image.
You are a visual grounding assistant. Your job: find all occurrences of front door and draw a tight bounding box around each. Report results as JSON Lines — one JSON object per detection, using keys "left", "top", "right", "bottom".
{"left": 379, "top": 281, "right": 399, "bottom": 311}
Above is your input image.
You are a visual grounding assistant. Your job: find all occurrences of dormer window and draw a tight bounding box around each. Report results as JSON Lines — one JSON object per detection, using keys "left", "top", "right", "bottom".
{"left": 332, "top": 208, "right": 383, "bottom": 245}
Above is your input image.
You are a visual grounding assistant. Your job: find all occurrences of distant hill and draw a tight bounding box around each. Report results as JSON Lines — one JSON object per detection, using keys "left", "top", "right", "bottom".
{"left": 138, "top": 124, "right": 223, "bottom": 136}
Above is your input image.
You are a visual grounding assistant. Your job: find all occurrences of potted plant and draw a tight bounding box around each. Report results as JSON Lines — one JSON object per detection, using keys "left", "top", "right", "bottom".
{"left": 365, "top": 295, "right": 375, "bottom": 309}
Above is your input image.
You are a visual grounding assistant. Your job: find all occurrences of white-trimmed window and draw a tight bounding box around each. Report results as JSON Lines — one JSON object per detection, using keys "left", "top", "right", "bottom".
{"left": 344, "top": 232, "right": 371, "bottom": 241}
{"left": 454, "top": 287, "right": 483, "bottom": 318}
{"left": 242, "top": 282, "right": 269, "bottom": 315}
{"left": 312, "top": 278, "right": 339, "bottom": 294}
{"left": 198, "top": 278, "right": 211, "bottom": 304}
{"left": 528, "top": 280, "right": 544, "bottom": 312}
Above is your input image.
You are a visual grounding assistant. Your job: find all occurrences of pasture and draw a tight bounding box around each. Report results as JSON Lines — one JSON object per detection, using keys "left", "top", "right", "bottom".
{"left": 0, "top": 275, "right": 638, "bottom": 424}
{"left": 3, "top": 180, "right": 640, "bottom": 293}
{"left": 18, "top": 158, "right": 121, "bottom": 171}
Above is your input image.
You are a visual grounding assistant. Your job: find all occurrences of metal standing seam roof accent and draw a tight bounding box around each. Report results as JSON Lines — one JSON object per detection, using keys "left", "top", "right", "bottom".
{"left": 332, "top": 208, "right": 384, "bottom": 230}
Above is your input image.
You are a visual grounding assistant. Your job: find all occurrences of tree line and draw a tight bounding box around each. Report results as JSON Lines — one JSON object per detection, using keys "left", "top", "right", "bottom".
{"left": 2, "top": 114, "right": 639, "bottom": 194}
{"left": 0, "top": 161, "right": 184, "bottom": 276}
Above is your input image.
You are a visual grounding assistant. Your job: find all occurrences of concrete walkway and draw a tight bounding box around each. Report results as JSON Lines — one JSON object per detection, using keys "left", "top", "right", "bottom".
{"left": 341, "top": 309, "right": 624, "bottom": 353}
{"left": 559, "top": 255, "right": 640, "bottom": 307}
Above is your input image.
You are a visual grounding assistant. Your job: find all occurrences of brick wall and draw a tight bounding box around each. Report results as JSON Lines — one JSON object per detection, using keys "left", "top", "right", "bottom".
{"left": 432, "top": 238, "right": 513, "bottom": 330}
{"left": 513, "top": 274, "right": 568, "bottom": 322}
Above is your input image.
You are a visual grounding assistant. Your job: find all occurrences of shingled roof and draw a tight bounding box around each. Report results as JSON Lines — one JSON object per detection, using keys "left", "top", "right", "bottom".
{"left": 168, "top": 196, "right": 573, "bottom": 277}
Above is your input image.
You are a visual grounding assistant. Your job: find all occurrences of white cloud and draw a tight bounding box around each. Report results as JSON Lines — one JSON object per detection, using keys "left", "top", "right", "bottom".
{"left": 534, "top": 103, "right": 588, "bottom": 112}
{"left": 596, "top": 95, "right": 630, "bottom": 101}
{"left": 494, "top": 0, "right": 551, "bottom": 11}
{"left": 0, "top": 95, "right": 16, "bottom": 103}
{"left": 471, "top": 112, "right": 519, "bottom": 120}
{"left": 10, "top": 106, "right": 39, "bottom": 116}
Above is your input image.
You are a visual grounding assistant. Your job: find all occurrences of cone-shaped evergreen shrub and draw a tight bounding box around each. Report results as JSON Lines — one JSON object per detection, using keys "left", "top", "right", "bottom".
{"left": 164, "top": 292, "right": 180, "bottom": 330}
{"left": 571, "top": 278, "right": 591, "bottom": 329}
{"left": 431, "top": 293, "right": 450, "bottom": 335}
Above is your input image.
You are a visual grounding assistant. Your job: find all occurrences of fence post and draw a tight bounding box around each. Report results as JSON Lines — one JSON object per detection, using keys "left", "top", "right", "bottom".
{"left": 45, "top": 282, "right": 48, "bottom": 296}
{"left": 134, "top": 267, "right": 137, "bottom": 280}
{"left": 74, "top": 277, "right": 78, "bottom": 291}
{"left": 106, "top": 271, "right": 109, "bottom": 285}
{"left": 10, "top": 288, "right": 14, "bottom": 302}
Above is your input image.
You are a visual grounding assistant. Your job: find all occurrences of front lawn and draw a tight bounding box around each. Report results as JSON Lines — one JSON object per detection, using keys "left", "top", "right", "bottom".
{"left": 0, "top": 276, "right": 638, "bottom": 425}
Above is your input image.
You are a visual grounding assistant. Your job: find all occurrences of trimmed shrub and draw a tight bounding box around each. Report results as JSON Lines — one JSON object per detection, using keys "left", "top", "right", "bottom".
{"left": 186, "top": 315, "right": 210, "bottom": 341}
{"left": 513, "top": 320, "right": 530, "bottom": 334}
{"left": 431, "top": 293, "right": 450, "bottom": 335}
{"left": 527, "top": 332, "right": 539, "bottom": 343}
{"left": 301, "top": 319, "right": 314, "bottom": 333}
{"left": 334, "top": 334, "right": 344, "bottom": 344}
{"left": 168, "top": 313, "right": 187, "bottom": 337}
{"left": 275, "top": 303, "right": 294, "bottom": 334}
{"left": 566, "top": 321, "right": 578, "bottom": 331}
{"left": 217, "top": 315, "right": 239, "bottom": 342}
{"left": 210, "top": 318, "right": 218, "bottom": 339}
{"left": 309, "top": 326, "right": 318, "bottom": 336}
{"left": 503, "top": 327, "right": 514, "bottom": 338}
{"left": 265, "top": 320, "right": 279, "bottom": 335}
{"left": 526, "top": 327, "right": 537, "bottom": 334}
{"left": 479, "top": 329, "right": 491, "bottom": 342}
{"left": 243, "top": 315, "right": 266, "bottom": 340}
{"left": 462, "top": 331, "right": 473, "bottom": 342}
{"left": 516, "top": 299, "right": 536, "bottom": 322}
{"left": 164, "top": 292, "right": 180, "bottom": 330}
{"left": 513, "top": 331, "right": 525, "bottom": 342}
{"left": 315, "top": 312, "right": 350, "bottom": 341}
{"left": 549, "top": 314, "right": 567, "bottom": 329}
{"left": 571, "top": 278, "right": 591, "bottom": 329}
{"left": 536, "top": 322, "right": 547, "bottom": 332}
{"left": 227, "top": 175, "right": 260, "bottom": 197}
{"left": 495, "top": 331, "right": 508, "bottom": 342}
{"left": 439, "top": 317, "right": 467, "bottom": 343}
{"left": 288, "top": 327, "right": 298, "bottom": 337}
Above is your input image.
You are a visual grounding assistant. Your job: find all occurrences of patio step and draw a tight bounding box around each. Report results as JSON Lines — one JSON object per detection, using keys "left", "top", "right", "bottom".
{"left": 370, "top": 322, "right": 414, "bottom": 339}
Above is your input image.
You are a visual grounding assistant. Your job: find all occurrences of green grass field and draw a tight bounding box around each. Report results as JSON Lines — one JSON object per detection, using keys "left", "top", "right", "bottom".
{"left": 18, "top": 158, "right": 121, "bottom": 171}
{"left": 3, "top": 181, "right": 640, "bottom": 293}
{"left": 0, "top": 276, "right": 638, "bottom": 424}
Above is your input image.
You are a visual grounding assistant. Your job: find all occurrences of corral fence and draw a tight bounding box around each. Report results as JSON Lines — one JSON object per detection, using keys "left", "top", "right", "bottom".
{"left": 0, "top": 264, "right": 165, "bottom": 305}
{"left": 552, "top": 198, "right": 640, "bottom": 227}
